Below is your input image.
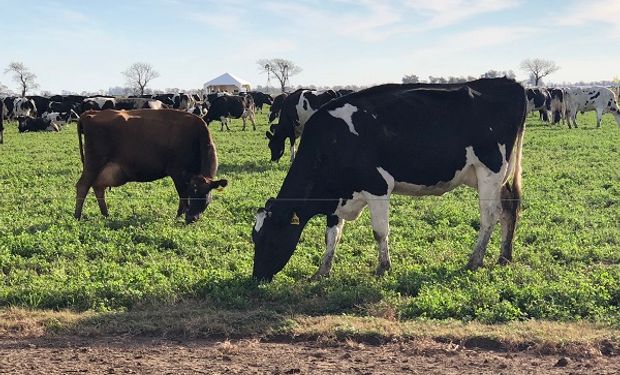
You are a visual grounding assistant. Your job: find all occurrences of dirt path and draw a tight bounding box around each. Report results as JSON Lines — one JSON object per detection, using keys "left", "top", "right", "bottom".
{"left": 0, "top": 336, "right": 617, "bottom": 374}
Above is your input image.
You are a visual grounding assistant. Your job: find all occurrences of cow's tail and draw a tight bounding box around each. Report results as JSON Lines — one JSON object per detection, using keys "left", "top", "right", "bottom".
{"left": 77, "top": 117, "right": 85, "bottom": 164}
{"left": 511, "top": 125, "right": 524, "bottom": 205}
{"left": 199, "top": 122, "right": 218, "bottom": 178}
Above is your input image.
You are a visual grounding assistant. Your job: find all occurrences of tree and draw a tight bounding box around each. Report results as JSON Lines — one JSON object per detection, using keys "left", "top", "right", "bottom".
{"left": 0, "top": 81, "right": 11, "bottom": 96}
{"left": 402, "top": 74, "right": 420, "bottom": 84}
{"left": 122, "top": 62, "right": 160, "bottom": 95}
{"left": 520, "top": 58, "right": 559, "bottom": 86}
{"left": 4, "top": 62, "right": 39, "bottom": 97}
{"left": 257, "top": 58, "right": 302, "bottom": 93}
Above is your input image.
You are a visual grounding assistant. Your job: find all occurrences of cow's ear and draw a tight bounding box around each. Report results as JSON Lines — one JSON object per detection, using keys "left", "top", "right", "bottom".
{"left": 265, "top": 131, "right": 273, "bottom": 140}
{"left": 269, "top": 124, "right": 277, "bottom": 133}
{"left": 210, "top": 179, "right": 228, "bottom": 192}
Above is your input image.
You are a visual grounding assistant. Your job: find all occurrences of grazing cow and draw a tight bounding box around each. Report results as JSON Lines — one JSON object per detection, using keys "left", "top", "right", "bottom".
{"left": 17, "top": 116, "right": 59, "bottom": 132}
{"left": 249, "top": 91, "right": 273, "bottom": 113}
{"left": 13, "top": 97, "right": 38, "bottom": 117}
{"left": 74, "top": 109, "right": 228, "bottom": 223}
{"left": 204, "top": 95, "right": 256, "bottom": 131}
{"left": 27, "top": 96, "right": 51, "bottom": 117}
{"left": 173, "top": 93, "right": 195, "bottom": 111}
{"left": 0, "top": 100, "right": 4, "bottom": 143}
{"left": 548, "top": 88, "right": 566, "bottom": 125}
{"left": 268, "top": 93, "right": 288, "bottom": 124}
{"left": 266, "top": 89, "right": 339, "bottom": 162}
{"left": 81, "top": 97, "right": 116, "bottom": 113}
{"left": 252, "top": 78, "right": 527, "bottom": 281}
{"left": 525, "top": 88, "right": 550, "bottom": 122}
{"left": 564, "top": 87, "right": 620, "bottom": 128}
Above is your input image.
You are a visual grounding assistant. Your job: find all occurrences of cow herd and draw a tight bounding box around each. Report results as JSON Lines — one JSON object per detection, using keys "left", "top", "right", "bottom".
{"left": 525, "top": 86, "right": 620, "bottom": 129}
{"left": 1, "top": 78, "right": 619, "bottom": 282}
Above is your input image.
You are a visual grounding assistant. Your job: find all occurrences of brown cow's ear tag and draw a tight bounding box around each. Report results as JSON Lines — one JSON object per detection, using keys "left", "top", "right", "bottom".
{"left": 290, "top": 212, "right": 300, "bottom": 225}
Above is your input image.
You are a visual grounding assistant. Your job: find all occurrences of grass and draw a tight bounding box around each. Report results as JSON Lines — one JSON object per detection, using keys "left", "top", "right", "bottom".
{"left": 0, "top": 108, "right": 619, "bottom": 335}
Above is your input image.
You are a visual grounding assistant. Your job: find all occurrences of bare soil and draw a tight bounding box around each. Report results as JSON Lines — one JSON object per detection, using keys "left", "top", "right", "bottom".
{"left": 0, "top": 336, "right": 618, "bottom": 374}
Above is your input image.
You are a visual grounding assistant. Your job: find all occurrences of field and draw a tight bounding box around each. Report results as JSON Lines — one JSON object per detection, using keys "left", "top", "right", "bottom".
{"left": 0, "top": 109, "right": 619, "bottom": 348}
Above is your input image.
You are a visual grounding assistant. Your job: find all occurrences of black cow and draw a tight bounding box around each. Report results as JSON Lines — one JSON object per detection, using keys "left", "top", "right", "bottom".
{"left": 526, "top": 88, "right": 551, "bottom": 122}
{"left": 268, "top": 93, "right": 288, "bottom": 124}
{"left": 249, "top": 91, "right": 273, "bottom": 113}
{"left": 153, "top": 94, "right": 175, "bottom": 107}
{"left": 266, "top": 89, "right": 339, "bottom": 162}
{"left": 2, "top": 97, "right": 16, "bottom": 120}
{"left": 204, "top": 95, "right": 256, "bottom": 131}
{"left": 80, "top": 97, "right": 116, "bottom": 113}
{"left": 17, "top": 116, "right": 59, "bottom": 132}
{"left": 205, "top": 93, "right": 227, "bottom": 109}
{"left": 252, "top": 78, "right": 527, "bottom": 281}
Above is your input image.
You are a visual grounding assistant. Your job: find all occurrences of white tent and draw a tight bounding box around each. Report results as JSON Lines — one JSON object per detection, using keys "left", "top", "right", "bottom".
{"left": 203, "top": 73, "right": 251, "bottom": 94}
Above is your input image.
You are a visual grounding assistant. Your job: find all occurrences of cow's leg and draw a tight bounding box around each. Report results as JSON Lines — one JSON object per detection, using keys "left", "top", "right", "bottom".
{"left": 289, "top": 138, "right": 296, "bottom": 162}
{"left": 75, "top": 170, "right": 98, "bottom": 220}
{"left": 596, "top": 108, "right": 603, "bottom": 128}
{"left": 241, "top": 114, "right": 247, "bottom": 131}
{"left": 250, "top": 112, "right": 256, "bottom": 130}
{"left": 467, "top": 168, "right": 503, "bottom": 270}
{"left": 92, "top": 187, "right": 109, "bottom": 216}
{"left": 311, "top": 215, "right": 345, "bottom": 280}
{"left": 91, "top": 163, "right": 128, "bottom": 217}
{"left": 498, "top": 182, "right": 520, "bottom": 265}
{"left": 367, "top": 194, "right": 392, "bottom": 276}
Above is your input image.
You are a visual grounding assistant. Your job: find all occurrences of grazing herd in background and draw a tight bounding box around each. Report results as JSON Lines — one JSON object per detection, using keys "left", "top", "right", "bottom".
{"left": 1, "top": 79, "right": 619, "bottom": 281}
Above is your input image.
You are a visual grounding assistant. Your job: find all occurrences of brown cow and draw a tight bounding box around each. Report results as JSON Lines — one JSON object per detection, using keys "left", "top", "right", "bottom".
{"left": 75, "top": 109, "right": 228, "bottom": 223}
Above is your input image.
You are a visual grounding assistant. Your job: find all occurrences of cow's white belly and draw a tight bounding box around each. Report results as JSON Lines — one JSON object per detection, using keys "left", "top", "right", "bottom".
{"left": 392, "top": 164, "right": 477, "bottom": 197}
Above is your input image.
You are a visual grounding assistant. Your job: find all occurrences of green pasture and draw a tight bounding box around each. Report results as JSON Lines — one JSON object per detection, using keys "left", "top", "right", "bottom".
{"left": 0, "top": 109, "right": 618, "bottom": 324}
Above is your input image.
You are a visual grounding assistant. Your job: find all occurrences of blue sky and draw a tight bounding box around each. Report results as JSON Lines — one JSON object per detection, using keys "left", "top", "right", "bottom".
{"left": 1, "top": 0, "right": 618, "bottom": 93}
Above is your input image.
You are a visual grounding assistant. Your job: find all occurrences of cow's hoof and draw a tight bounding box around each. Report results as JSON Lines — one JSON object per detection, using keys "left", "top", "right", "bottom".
{"left": 465, "top": 261, "right": 482, "bottom": 271}
{"left": 498, "top": 256, "right": 512, "bottom": 266}
{"left": 374, "top": 264, "right": 391, "bottom": 277}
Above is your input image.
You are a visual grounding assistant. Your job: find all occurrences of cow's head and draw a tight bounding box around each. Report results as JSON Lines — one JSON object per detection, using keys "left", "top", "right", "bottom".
{"left": 185, "top": 175, "right": 228, "bottom": 224}
{"left": 17, "top": 116, "right": 31, "bottom": 132}
{"left": 252, "top": 198, "right": 305, "bottom": 282}
{"left": 265, "top": 124, "right": 286, "bottom": 162}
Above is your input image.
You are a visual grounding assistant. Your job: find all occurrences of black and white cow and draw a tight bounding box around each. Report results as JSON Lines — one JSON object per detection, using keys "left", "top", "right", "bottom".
{"left": 525, "top": 88, "right": 550, "bottom": 122}
{"left": 203, "top": 94, "right": 256, "bottom": 131}
{"left": 252, "top": 78, "right": 527, "bottom": 281}
{"left": 80, "top": 97, "right": 116, "bottom": 113}
{"left": 153, "top": 94, "right": 175, "bottom": 107}
{"left": 17, "top": 116, "right": 59, "bottom": 132}
{"left": 41, "top": 110, "right": 80, "bottom": 126}
{"left": 26, "top": 96, "right": 51, "bottom": 117}
{"left": 268, "top": 93, "right": 288, "bottom": 124}
{"left": 114, "top": 98, "right": 165, "bottom": 110}
{"left": 13, "top": 97, "right": 38, "bottom": 117}
{"left": 249, "top": 91, "right": 273, "bottom": 113}
{"left": 564, "top": 87, "right": 620, "bottom": 128}
{"left": 548, "top": 88, "right": 566, "bottom": 125}
{"left": 173, "top": 93, "right": 195, "bottom": 111}
{"left": 266, "top": 89, "right": 339, "bottom": 162}
{"left": 188, "top": 101, "right": 209, "bottom": 117}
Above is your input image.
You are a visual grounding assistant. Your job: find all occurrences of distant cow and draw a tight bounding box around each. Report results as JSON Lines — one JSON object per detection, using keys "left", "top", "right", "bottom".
{"left": 268, "top": 93, "right": 288, "bottom": 124}
{"left": 42, "top": 110, "right": 80, "bottom": 125}
{"left": 2, "top": 97, "right": 16, "bottom": 120}
{"left": 173, "top": 93, "right": 195, "bottom": 111}
{"left": 564, "top": 87, "right": 620, "bottom": 128}
{"left": 188, "top": 101, "right": 209, "bottom": 117}
{"left": 114, "top": 98, "right": 165, "bottom": 110}
{"left": 204, "top": 95, "right": 256, "bottom": 131}
{"left": 252, "top": 78, "right": 527, "bottom": 282}
{"left": 75, "top": 109, "right": 227, "bottom": 223}
{"left": 525, "top": 88, "right": 550, "bottom": 122}
{"left": 13, "top": 97, "right": 38, "bottom": 117}
{"left": 153, "top": 94, "right": 175, "bottom": 107}
{"left": 81, "top": 97, "right": 116, "bottom": 113}
{"left": 266, "top": 89, "right": 339, "bottom": 162}
{"left": 548, "top": 88, "right": 566, "bottom": 125}
{"left": 249, "top": 91, "right": 273, "bottom": 113}
{"left": 27, "top": 95, "right": 51, "bottom": 117}
{"left": 17, "top": 116, "right": 59, "bottom": 132}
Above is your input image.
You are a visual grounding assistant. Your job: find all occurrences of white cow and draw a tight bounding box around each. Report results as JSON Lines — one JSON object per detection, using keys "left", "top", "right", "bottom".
{"left": 564, "top": 87, "right": 620, "bottom": 128}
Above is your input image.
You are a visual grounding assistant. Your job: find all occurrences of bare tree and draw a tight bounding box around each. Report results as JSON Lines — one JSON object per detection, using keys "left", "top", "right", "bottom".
{"left": 257, "top": 58, "right": 302, "bottom": 93}
{"left": 402, "top": 74, "right": 420, "bottom": 84}
{"left": 5, "top": 62, "right": 39, "bottom": 97}
{"left": 122, "top": 62, "right": 160, "bottom": 95}
{"left": 520, "top": 58, "right": 559, "bottom": 86}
